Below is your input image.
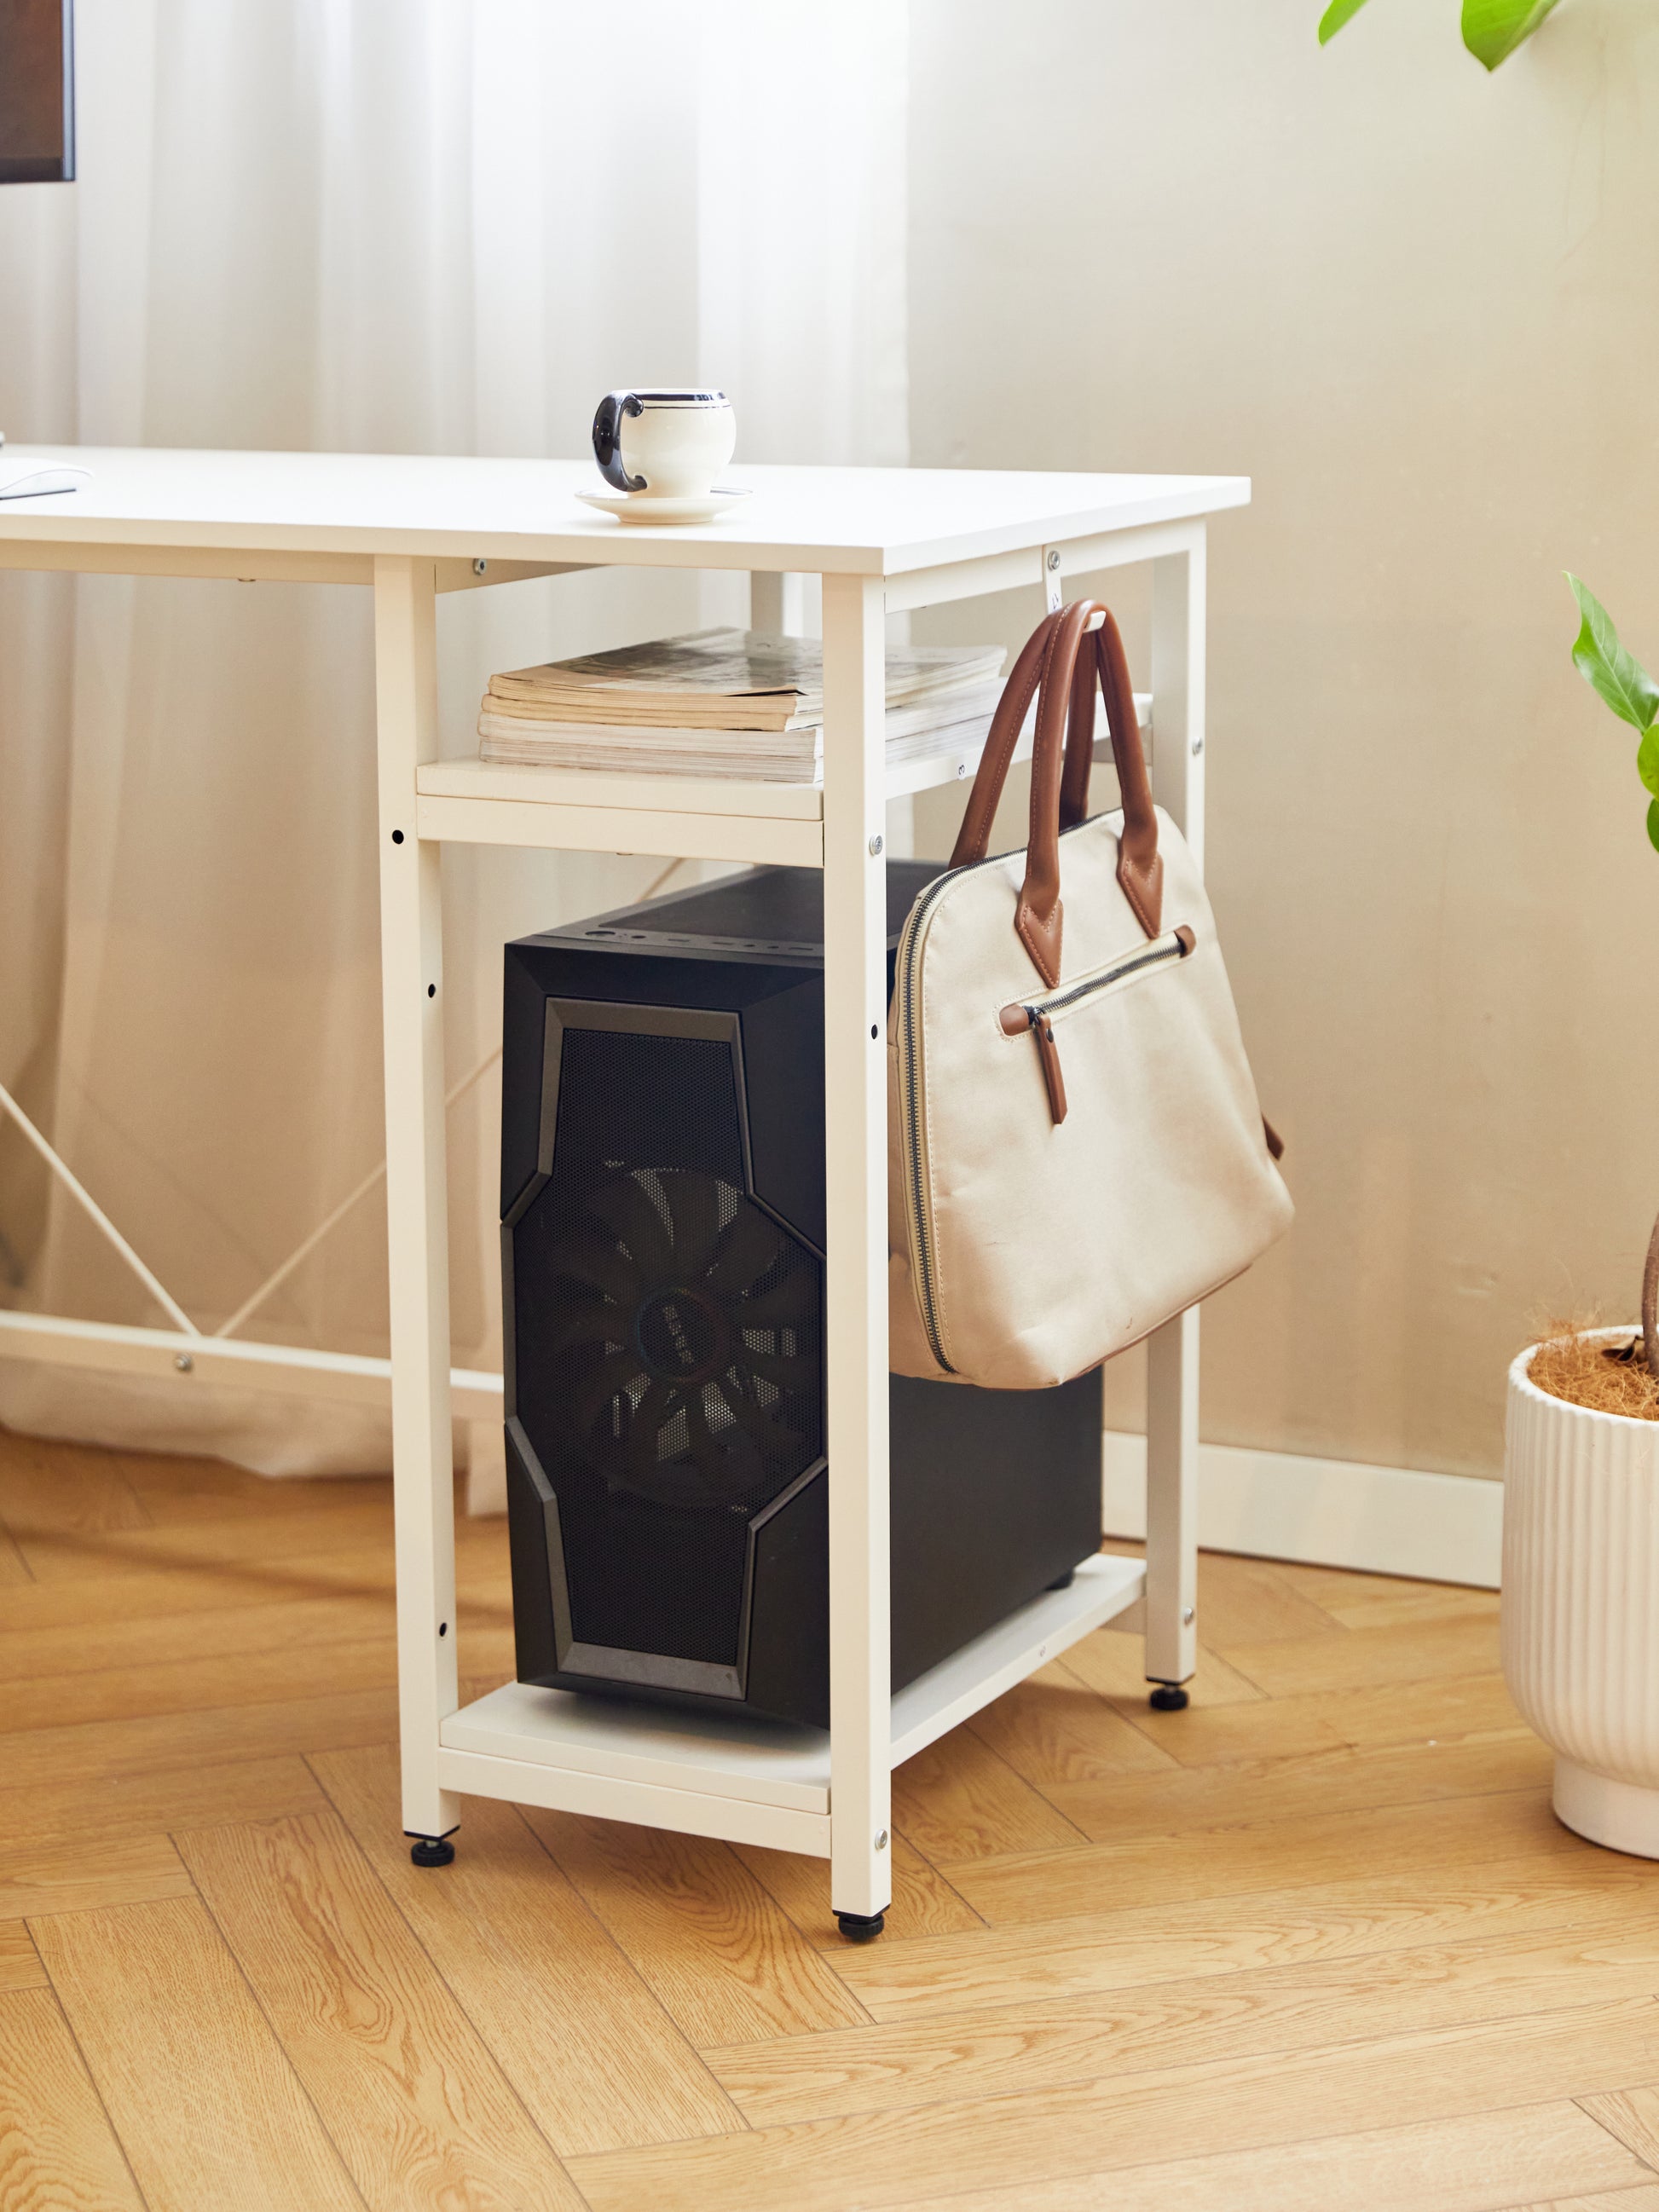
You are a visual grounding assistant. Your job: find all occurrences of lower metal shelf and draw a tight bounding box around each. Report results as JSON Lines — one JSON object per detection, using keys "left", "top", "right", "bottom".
{"left": 435, "top": 1551, "right": 1145, "bottom": 1853}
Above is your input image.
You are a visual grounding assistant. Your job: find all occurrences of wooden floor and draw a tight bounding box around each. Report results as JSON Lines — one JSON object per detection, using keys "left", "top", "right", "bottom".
{"left": 3, "top": 1429, "right": 1658, "bottom": 2212}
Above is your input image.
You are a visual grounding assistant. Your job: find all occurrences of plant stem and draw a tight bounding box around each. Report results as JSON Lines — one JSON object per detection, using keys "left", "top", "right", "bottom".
{"left": 1643, "top": 1207, "right": 1659, "bottom": 1379}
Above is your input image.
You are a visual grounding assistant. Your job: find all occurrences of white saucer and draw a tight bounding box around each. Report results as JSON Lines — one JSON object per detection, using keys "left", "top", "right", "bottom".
{"left": 575, "top": 487, "right": 752, "bottom": 526}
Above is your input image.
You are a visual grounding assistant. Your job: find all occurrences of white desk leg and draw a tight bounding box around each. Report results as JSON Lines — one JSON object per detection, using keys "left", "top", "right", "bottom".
{"left": 1144, "top": 529, "right": 1206, "bottom": 1695}
{"left": 374, "top": 554, "right": 460, "bottom": 1849}
{"left": 821, "top": 571, "right": 893, "bottom": 1935}
{"left": 750, "top": 571, "right": 806, "bottom": 635}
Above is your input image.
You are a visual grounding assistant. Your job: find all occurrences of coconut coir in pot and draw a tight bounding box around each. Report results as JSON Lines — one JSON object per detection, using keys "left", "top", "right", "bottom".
{"left": 1529, "top": 1323, "right": 1659, "bottom": 1421}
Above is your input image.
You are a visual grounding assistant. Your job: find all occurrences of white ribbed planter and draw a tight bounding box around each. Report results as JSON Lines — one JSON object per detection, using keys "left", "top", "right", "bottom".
{"left": 1502, "top": 1332, "right": 1659, "bottom": 1857}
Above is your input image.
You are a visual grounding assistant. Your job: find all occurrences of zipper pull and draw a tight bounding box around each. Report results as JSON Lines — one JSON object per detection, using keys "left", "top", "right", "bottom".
{"left": 997, "top": 997, "right": 1068, "bottom": 1124}
{"left": 1032, "top": 1010, "right": 1067, "bottom": 1124}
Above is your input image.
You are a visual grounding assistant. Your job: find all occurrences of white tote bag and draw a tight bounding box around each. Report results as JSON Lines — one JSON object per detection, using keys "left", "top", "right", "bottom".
{"left": 887, "top": 598, "right": 1292, "bottom": 1389}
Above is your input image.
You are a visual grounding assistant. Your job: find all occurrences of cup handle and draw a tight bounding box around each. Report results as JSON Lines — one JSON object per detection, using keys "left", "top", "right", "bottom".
{"left": 592, "top": 392, "right": 647, "bottom": 492}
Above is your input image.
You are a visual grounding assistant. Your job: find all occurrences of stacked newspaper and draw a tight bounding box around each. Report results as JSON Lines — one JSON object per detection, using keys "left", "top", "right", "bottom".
{"left": 477, "top": 627, "right": 1007, "bottom": 784}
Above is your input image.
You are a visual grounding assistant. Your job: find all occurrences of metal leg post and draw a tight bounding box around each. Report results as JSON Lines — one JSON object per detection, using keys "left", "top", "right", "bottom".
{"left": 749, "top": 570, "right": 806, "bottom": 635}
{"left": 373, "top": 554, "right": 461, "bottom": 1852}
{"left": 1145, "top": 1311, "right": 1199, "bottom": 1697}
{"left": 821, "top": 571, "right": 893, "bottom": 1939}
{"left": 1144, "top": 531, "right": 1207, "bottom": 1696}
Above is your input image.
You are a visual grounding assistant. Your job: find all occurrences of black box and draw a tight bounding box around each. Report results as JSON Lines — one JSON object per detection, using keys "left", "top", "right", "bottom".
{"left": 501, "top": 863, "right": 1102, "bottom": 1730}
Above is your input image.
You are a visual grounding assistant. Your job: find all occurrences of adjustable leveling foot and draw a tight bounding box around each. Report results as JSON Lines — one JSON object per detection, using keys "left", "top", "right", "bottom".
{"left": 408, "top": 1834, "right": 456, "bottom": 1868}
{"left": 1148, "top": 1682, "right": 1190, "bottom": 1712}
{"left": 835, "top": 1911, "right": 886, "bottom": 1942}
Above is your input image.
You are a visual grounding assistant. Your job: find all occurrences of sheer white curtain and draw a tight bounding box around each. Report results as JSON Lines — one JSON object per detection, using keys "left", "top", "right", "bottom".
{"left": 0, "top": 0, "right": 908, "bottom": 1502}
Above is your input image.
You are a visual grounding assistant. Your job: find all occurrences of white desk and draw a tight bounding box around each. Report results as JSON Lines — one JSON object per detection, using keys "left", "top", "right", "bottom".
{"left": 0, "top": 448, "right": 1247, "bottom": 1930}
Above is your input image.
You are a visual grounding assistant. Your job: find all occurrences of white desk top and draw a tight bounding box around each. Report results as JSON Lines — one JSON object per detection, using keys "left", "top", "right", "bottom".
{"left": 0, "top": 448, "right": 1248, "bottom": 576}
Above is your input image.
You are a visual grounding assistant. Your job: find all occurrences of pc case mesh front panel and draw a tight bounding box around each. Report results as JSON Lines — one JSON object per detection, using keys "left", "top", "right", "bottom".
{"left": 511, "top": 1025, "right": 823, "bottom": 1669}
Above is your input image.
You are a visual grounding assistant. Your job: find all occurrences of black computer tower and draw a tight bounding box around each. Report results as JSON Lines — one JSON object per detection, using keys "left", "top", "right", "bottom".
{"left": 500, "top": 862, "right": 1103, "bottom": 1731}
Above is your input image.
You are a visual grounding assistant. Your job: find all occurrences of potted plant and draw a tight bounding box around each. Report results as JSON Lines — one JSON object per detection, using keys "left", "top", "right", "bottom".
{"left": 1500, "top": 580, "right": 1659, "bottom": 1857}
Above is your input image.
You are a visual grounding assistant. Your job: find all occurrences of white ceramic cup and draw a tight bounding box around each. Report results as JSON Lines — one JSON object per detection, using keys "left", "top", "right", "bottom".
{"left": 592, "top": 390, "right": 736, "bottom": 499}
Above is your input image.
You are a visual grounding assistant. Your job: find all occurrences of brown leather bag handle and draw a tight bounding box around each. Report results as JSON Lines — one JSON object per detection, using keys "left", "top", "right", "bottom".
{"left": 1088, "top": 606, "right": 1163, "bottom": 939}
{"left": 951, "top": 606, "right": 1109, "bottom": 865}
{"left": 950, "top": 599, "right": 1163, "bottom": 987}
{"left": 949, "top": 608, "right": 1068, "bottom": 869}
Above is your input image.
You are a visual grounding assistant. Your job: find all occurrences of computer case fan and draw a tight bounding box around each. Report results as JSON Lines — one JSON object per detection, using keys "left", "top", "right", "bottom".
{"left": 501, "top": 862, "right": 1103, "bottom": 1730}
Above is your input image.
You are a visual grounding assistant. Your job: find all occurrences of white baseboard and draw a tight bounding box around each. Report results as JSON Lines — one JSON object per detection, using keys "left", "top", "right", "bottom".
{"left": 1102, "top": 1432, "right": 1503, "bottom": 1591}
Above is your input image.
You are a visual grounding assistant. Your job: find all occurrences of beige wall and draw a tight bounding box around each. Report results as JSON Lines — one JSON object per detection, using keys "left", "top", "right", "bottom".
{"left": 906, "top": 0, "right": 1659, "bottom": 1479}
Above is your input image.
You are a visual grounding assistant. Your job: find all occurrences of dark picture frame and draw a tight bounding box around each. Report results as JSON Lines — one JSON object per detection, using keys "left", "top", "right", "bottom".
{"left": 0, "top": 0, "right": 75, "bottom": 184}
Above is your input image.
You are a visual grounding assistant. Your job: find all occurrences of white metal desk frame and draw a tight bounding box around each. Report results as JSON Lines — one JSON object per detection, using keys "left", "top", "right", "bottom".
{"left": 0, "top": 455, "right": 1235, "bottom": 1929}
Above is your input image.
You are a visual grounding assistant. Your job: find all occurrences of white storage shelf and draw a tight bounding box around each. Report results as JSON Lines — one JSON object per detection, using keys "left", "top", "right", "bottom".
{"left": 417, "top": 694, "right": 1153, "bottom": 864}
{"left": 441, "top": 1553, "right": 1145, "bottom": 1855}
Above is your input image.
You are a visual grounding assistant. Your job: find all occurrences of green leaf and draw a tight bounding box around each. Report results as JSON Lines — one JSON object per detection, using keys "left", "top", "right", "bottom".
{"left": 1640, "top": 726, "right": 1659, "bottom": 799}
{"left": 1461, "top": 0, "right": 1560, "bottom": 69}
{"left": 1646, "top": 798, "right": 1659, "bottom": 853}
{"left": 1318, "top": 0, "right": 1373, "bottom": 43}
{"left": 1567, "top": 574, "right": 1659, "bottom": 736}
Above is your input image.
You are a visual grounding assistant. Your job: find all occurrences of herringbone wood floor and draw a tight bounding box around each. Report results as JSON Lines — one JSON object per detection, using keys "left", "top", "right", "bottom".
{"left": 3, "top": 1423, "right": 1658, "bottom": 2212}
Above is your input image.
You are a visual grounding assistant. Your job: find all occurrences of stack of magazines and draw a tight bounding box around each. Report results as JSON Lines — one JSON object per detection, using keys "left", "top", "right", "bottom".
{"left": 477, "top": 627, "right": 1007, "bottom": 785}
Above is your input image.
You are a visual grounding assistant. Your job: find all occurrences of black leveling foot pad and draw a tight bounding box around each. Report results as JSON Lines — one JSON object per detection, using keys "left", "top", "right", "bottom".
{"left": 1148, "top": 1683, "right": 1190, "bottom": 1712}
{"left": 835, "top": 1910, "right": 886, "bottom": 1942}
{"left": 409, "top": 1836, "right": 456, "bottom": 1868}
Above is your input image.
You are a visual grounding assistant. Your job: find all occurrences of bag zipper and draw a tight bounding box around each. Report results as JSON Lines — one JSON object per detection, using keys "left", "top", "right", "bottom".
{"left": 1000, "top": 925, "right": 1196, "bottom": 1129}
{"left": 893, "top": 856, "right": 1003, "bottom": 1374}
{"left": 1012, "top": 925, "right": 1195, "bottom": 1026}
